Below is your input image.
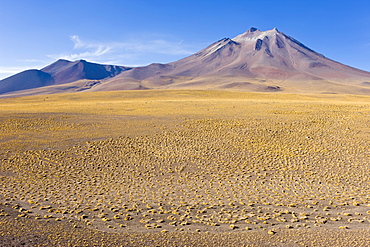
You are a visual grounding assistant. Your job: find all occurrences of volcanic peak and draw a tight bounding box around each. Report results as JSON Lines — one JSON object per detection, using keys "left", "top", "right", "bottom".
{"left": 248, "top": 27, "right": 259, "bottom": 32}
{"left": 232, "top": 27, "right": 279, "bottom": 43}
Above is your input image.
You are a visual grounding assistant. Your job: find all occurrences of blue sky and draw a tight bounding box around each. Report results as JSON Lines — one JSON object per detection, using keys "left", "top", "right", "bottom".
{"left": 1, "top": 0, "right": 369, "bottom": 79}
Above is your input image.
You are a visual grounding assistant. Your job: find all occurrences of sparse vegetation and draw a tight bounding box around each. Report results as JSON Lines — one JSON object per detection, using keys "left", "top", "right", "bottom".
{"left": 0, "top": 90, "right": 369, "bottom": 246}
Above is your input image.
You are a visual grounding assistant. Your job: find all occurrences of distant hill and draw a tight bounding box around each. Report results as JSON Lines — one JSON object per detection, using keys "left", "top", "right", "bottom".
{"left": 0, "top": 59, "right": 131, "bottom": 95}
{"left": 0, "top": 70, "right": 54, "bottom": 95}
{"left": 2, "top": 28, "right": 370, "bottom": 97}
{"left": 41, "top": 59, "right": 129, "bottom": 84}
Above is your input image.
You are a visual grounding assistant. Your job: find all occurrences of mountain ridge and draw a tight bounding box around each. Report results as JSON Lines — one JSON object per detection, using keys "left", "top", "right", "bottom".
{"left": 1, "top": 28, "right": 370, "bottom": 97}
{"left": 0, "top": 60, "right": 131, "bottom": 95}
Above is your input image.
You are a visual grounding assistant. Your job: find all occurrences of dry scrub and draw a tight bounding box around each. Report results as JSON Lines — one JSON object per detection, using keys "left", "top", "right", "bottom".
{"left": 0, "top": 90, "right": 370, "bottom": 246}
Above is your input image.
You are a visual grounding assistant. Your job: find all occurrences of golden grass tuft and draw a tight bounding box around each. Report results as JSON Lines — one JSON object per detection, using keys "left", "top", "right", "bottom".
{"left": 0, "top": 90, "right": 369, "bottom": 242}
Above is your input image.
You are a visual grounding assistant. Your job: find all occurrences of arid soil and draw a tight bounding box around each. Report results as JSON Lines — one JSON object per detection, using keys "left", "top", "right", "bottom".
{"left": 0, "top": 90, "right": 369, "bottom": 246}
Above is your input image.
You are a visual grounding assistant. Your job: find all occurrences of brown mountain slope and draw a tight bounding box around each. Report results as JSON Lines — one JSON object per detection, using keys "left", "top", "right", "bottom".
{"left": 1, "top": 28, "right": 370, "bottom": 97}
{"left": 95, "top": 28, "right": 370, "bottom": 94}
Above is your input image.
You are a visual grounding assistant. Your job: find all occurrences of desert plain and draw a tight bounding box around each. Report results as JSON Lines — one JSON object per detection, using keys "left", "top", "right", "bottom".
{"left": 0, "top": 90, "right": 370, "bottom": 246}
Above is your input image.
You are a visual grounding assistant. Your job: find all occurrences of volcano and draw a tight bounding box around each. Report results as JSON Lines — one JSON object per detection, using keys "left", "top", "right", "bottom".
{"left": 1, "top": 28, "right": 370, "bottom": 97}
{"left": 98, "top": 27, "right": 370, "bottom": 93}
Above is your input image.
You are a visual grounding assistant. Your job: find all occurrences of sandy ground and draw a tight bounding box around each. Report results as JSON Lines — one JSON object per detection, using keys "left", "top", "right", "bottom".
{"left": 0, "top": 90, "right": 370, "bottom": 246}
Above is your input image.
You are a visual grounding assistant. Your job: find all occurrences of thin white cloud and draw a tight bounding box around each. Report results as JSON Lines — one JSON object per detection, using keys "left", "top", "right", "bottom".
{"left": 0, "top": 35, "right": 199, "bottom": 80}
{"left": 68, "top": 35, "right": 112, "bottom": 58}
{"left": 17, "top": 59, "right": 46, "bottom": 63}
{"left": 70, "top": 35, "right": 83, "bottom": 49}
{"left": 48, "top": 35, "right": 195, "bottom": 65}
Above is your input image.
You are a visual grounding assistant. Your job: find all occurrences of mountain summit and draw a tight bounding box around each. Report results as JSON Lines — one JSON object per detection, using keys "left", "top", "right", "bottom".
{"left": 169, "top": 27, "right": 370, "bottom": 80}
{"left": 100, "top": 28, "right": 370, "bottom": 93}
{"left": 1, "top": 28, "right": 370, "bottom": 97}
